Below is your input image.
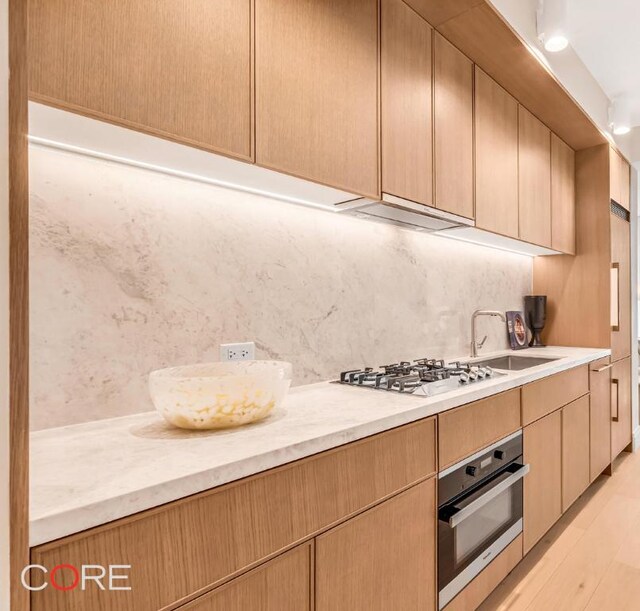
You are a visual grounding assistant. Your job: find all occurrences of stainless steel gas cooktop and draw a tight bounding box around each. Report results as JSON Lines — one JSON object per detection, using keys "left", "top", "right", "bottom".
{"left": 336, "top": 358, "right": 505, "bottom": 397}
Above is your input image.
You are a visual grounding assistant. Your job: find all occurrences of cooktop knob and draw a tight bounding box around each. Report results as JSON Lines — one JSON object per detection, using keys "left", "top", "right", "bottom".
{"left": 466, "top": 465, "right": 477, "bottom": 476}
{"left": 494, "top": 450, "right": 505, "bottom": 460}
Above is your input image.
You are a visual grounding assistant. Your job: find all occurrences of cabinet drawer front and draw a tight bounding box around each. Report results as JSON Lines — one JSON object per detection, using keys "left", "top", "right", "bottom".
{"left": 316, "top": 480, "right": 436, "bottom": 611}
{"left": 31, "top": 418, "right": 435, "bottom": 611}
{"left": 438, "top": 389, "right": 521, "bottom": 469}
{"left": 181, "top": 544, "right": 311, "bottom": 611}
{"left": 522, "top": 366, "right": 589, "bottom": 425}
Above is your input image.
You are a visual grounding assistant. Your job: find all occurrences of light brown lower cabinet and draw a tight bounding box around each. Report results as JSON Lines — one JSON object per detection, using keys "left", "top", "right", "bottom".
{"left": 611, "top": 357, "right": 632, "bottom": 460}
{"left": 523, "top": 409, "right": 562, "bottom": 553}
{"left": 590, "top": 357, "right": 612, "bottom": 481}
{"left": 561, "top": 395, "right": 590, "bottom": 511}
{"left": 180, "top": 544, "right": 312, "bottom": 610}
{"left": 316, "top": 479, "right": 436, "bottom": 611}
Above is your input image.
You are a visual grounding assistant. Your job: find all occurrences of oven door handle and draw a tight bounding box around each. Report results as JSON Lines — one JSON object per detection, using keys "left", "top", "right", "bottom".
{"left": 447, "top": 463, "right": 530, "bottom": 528}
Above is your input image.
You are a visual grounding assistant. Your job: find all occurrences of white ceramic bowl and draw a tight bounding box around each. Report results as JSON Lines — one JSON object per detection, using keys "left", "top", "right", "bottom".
{"left": 149, "top": 361, "right": 292, "bottom": 430}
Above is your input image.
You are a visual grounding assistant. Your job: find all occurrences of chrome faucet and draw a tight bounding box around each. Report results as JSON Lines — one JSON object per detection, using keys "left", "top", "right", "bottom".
{"left": 471, "top": 310, "right": 506, "bottom": 358}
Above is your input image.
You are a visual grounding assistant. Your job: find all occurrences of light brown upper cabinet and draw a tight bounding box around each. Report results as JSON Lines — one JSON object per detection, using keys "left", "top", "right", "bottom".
{"left": 611, "top": 357, "right": 632, "bottom": 460}
{"left": 316, "top": 480, "right": 436, "bottom": 611}
{"left": 551, "top": 134, "right": 576, "bottom": 254}
{"left": 381, "top": 0, "right": 433, "bottom": 206}
{"left": 518, "top": 106, "right": 551, "bottom": 247}
{"left": 475, "top": 67, "right": 519, "bottom": 238}
{"left": 434, "top": 32, "right": 474, "bottom": 219}
{"left": 256, "top": 0, "right": 379, "bottom": 198}
{"left": 611, "top": 212, "right": 631, "bottom": 362}
{"left": 29, "top": 0, "right": 253, "bottom": 161}
{"left": 610, "top": 148, "right": 631, "bottom": 211}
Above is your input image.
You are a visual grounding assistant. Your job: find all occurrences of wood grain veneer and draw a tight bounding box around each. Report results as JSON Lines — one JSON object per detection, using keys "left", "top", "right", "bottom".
{"left": 444, "top": 534, "right": 522, "bottom": 611}
{"left": 381, "top": 0, "right": 433, "bottom": 206}
{"left": 550, "top": 134, "right": 576, "bottom": 254}
{"left": 434, "top": 31, "right": 474, "bottom": 219}
{"left": 561, "top": 395, "right": 591, "bottom": 512}
{"left": 611, "top": 213, "right": 631, "bottom": 362}
{"left": 402, "top": 0, "right": 483, "bottom": 27}
{"left": 521, "top": 366, "right": 589, "bottom": 426}
{"left": 589, "top": 357, "right": 612, "bottom": 482}
{"left": 437, "top": 2, "right": 605, "bottom": 150}
{"left": 524, "top": 409, "right": 562, "bottom": 554}
{"left": 255, "top": 0, "right": 379, "bottom": 198}
{"left": 518, "top": 105, "right": 551, "bottom": 247}
{"left": 533, "top": 145, "right": 611, "bottom": 350}
{"left": 611, "top": 357, "right": 632, "bottom": 460}
{"left": 8, "top": 0, "right": 29, "bottom": 608}
{"left": 438, "top": 389, "right": 520, "bottom": 469}
{"left": 316, "top": 480, "right": 436, "bottom": 611}
{"left": 31, "top": 419, "right": 436, "bottom": 611}
{"left": 180, "top": 544, "right": 312, "bottom": 611}
{"left": 474, "top": 66, "right": 519, "bottom": 239}
{"left": 29, "top": 0, "right": 254, "bottom": 161}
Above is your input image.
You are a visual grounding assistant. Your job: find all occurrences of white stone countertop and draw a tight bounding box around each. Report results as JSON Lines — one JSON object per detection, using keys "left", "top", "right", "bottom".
{"left": 30, "top": 345, "right": 610, "bottom": 546}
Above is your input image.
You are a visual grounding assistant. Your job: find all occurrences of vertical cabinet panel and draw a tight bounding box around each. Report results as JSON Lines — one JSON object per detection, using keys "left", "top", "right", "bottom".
{"left": 611, "top": 213, "right": 631, "bottom": 361}
{"left": 256, "top": 0, "right": 379, "bottom": 197}
{"left": 316, "top": 480, "right": 436, "bottom": 611}
{"left": 518, "top": 106, "right": 551, "bottom": 247}
{"left": 29, "top": 0, "right": 253, "bottom": 160}
{"left": 551, "top": 134, "right": 576, "bottom": 254}
{"left": 619, "top": 155, "right": 631, "bottom": 210}
{"left": 590, "top": 358, "right": 612, "bottom": 481}
{"left": 381, "top": 0, "right": 433, "bottom": 206}
{"left": 611, "top": 357, "right": 632, "bottom": 460}
{"left": 182, "top": 545, "right": 311, "bottom": 611}
{"left": 561, "top": 395, "right": 590, "bottom": 511}
{"left": 523, "top": 410, "right": 562, "bottom": 553}
{"left": 474, "top": 67, "right": 519, "bottom": 238}
{"left": 434, "top": 32, "right": 474, "bottom": 219}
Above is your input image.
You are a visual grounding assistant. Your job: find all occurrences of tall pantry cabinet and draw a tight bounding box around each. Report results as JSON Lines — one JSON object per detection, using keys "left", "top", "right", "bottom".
{"left": 534, "top": 144, "right": 633, "bottom": 466}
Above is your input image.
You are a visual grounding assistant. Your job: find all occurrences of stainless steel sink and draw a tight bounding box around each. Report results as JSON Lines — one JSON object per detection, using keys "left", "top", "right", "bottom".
{"left": 471, "top": 355, "right": 560, "bottom": 371}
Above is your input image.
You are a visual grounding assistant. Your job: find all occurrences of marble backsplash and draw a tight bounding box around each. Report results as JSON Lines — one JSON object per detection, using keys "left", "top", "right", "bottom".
{"left": 30, "top": 145, "right": 532, "bottom": 430}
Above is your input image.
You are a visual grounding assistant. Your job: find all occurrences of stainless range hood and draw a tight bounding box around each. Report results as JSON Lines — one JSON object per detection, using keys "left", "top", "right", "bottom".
{"left": 336, "top": 193, "right": 474, "bottom": 231}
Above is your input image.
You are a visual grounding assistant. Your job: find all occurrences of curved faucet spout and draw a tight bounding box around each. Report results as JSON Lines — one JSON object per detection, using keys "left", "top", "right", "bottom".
{"left": 471, "top": 310, "right": 507, "bottom": 358}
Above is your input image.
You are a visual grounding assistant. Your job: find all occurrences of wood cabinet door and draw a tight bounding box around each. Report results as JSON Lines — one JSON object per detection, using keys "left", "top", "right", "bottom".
{"left": 381, "top": 0, "right": 432, "bottom": 206}
{"left": 590, "top": 357, "right": 612, "bottom": 481}
{"left": 619, "top": 155, "right": 631, "bottom": 211}
{"left": 434, "top": 32, "right": 474, "bottom": 219}
{"left": 475, "top": 67, "right": 519, "bottom": 238}
{"left": 255, "top": 0, "right": 379, "bottom": 198}
{"left": 551, "top": 133, "right": 576, "bottom": 254}
{"left": 523, "top": 410, "right": 562, "bottom": 553}
{"left": 561, "top": 395, "right": 590, "bottom": 511}
{"left": 518, "top": 106, "right": 551, "bottom": 247}
{"left": 316, "top": 480, "right": 436, "bottom": 611}
{"left": 181, "top": 545, "right": 311, "bottom": 611}
{"left": 609, "top": 147, "right": 621, "bottom": 205}
{"left": 611, "top": 357, "right": 632, "bottom": 460}
{"left": 29, "top": 0, "right": 253, "bottom": 161}
{"left": 611, "top": 213, "right": 631, "bottom": 361}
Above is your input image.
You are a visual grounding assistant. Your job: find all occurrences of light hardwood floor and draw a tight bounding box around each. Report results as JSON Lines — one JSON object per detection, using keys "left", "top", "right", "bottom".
{"left": 480, "top": 449, "right": 640, "bottom": 611}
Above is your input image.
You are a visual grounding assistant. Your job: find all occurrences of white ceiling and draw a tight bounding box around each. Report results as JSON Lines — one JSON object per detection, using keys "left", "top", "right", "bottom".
{"left": 566, "top": 0, "right": 640, "bottom": 162}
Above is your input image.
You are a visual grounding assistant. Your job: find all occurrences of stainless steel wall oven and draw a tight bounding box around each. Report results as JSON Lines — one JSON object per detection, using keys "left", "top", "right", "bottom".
{"left": 438, "top": 430, "right": 529, "bottom": 609}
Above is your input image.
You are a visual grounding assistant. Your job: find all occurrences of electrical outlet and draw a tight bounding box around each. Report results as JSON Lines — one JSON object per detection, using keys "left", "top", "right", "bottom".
{"left": 220, "top": 342, "right": 256, "bottom": 361}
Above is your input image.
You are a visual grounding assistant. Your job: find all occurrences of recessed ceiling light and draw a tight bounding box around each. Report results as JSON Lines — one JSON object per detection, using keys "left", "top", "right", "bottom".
{"left": 544, "top": 35, "right": 568, "bottom": 52}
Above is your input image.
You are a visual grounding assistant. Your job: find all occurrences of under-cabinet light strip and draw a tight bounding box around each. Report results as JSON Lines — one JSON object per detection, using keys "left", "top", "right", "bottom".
{"left": 436, "top": 231, "right": 537, "bottom": 258}
{"left": 27, "top": 135, "right": 343, "bottom": 213}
